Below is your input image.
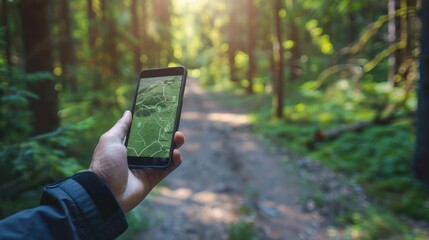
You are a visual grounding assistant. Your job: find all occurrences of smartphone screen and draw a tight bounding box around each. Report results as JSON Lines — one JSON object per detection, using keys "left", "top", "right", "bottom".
{"left": 126, "top": 66, "right": 187, "bottom": 168}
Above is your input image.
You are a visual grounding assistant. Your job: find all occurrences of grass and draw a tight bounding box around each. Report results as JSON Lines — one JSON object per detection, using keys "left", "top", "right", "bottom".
{"left": 227, "top": 220, "right": 258, "bottom": 240}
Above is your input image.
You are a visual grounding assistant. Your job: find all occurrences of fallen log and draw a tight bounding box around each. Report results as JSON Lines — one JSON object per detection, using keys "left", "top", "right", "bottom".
{"left": 307, "top": 112, "right": 415, "bottom": 150}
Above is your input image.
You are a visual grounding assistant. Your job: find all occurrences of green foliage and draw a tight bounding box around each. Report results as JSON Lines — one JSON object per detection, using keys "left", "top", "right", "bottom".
{"left": 337, "top": 207, "right": 428, "bottom": 240}
{"left": 227, "top": 220, "right": 258, "bottom": 240}
{"left": 312, "top": 123, "right": 429, "bottom": 220}
{"left": 246, "top": 61, "right": 425, "bottom": 237}
{"left": 252, "top": 104, "right": 428, "bottom": 238}
{"left": 305, "top": 19, "right": 335, "bottom": 55}
{"left": 0, "top": 60, "right": 85, "bottom": 217}
{"left": 117, "top": 207, "right": 150, "bottom": 240}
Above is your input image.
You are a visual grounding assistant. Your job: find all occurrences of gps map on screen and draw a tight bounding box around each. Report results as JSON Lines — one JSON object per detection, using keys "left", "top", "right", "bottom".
{"left": 127, "top": 75, "right": 182, "bottom": 158}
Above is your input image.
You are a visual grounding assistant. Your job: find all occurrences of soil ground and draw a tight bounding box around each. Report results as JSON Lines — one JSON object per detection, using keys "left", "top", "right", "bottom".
{"left": 133, "top": 79, "right": 330, "bottom": 239}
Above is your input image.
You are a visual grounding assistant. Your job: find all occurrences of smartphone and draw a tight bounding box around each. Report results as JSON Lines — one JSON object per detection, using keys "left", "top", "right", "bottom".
{"left": 125, "top": 66, "right": 187, "bottom": 168}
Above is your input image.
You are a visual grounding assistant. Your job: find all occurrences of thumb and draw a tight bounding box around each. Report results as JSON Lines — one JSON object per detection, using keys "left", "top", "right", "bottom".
{"left": 105, "top": 111, "right": 132, "bottom": 143}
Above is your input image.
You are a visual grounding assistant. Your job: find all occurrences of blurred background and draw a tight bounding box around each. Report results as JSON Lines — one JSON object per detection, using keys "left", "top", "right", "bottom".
{"left": 1, "top": 0, "right": 428, "bottom": 239}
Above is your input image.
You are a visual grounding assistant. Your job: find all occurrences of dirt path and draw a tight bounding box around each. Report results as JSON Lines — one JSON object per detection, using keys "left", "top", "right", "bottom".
{"left": 134, "top": 79, "right": 328, "bottom": 239}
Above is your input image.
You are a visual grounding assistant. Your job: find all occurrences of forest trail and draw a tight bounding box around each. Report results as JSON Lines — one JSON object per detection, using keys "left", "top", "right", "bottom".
{"left": 134, "top": 79, "right": 328, "bottom": 239}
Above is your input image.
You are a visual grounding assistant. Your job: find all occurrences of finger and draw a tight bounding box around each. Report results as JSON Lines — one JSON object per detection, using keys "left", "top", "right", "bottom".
{"left": 158, "top": 149, "right": 182, "bottom": 179}
{"left": 173, "top": 131, "right": 185, "bottom": 149}
{"left": 104, "top": 111, "right": 132, "bottom": 143}
{"left": 133, "top": 149, "right": 182, "bottom": 195}
{"left": 172, "top": 149, "right": 182, "bottom": 167}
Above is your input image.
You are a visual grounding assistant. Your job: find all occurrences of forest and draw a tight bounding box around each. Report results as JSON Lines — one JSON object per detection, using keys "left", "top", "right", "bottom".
{"left": 1, "top": 0, "right": 428, "bottom": 239}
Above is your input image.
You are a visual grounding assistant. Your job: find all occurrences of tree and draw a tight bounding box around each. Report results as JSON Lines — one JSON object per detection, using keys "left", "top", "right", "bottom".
{"left": 387, "top": 0, "right": 402, "bottom": 86}
{"left": 141, "top": 0, "right": 158, "bottom": 68}
{"left": 226, "top": 0, "right": 239, "bottom": 83}
{"left": 58, "top": 0, "right": 77, "bottom": 92}
{"left": 87, "top": 0, "right": 97, "bottom": 49}
{"left": 387, "top": 0, "right": 417, "bottom": 87}
{"left": 19, "top": 0, "right": 59, "bottom": 135}
{"left": 101, "top": 0, "right": 120, "bottom": 77}
{"left": 131, "top": 0, "right": 142, "bottom": 72}
{"left": 246, "top": 0, "right": 257, "bottom": 94}
{"left": 414, "top": 0, "right": 429, "bottom": 186}
{"left": 153, "top": 0, "right": 172, "bottom": 66}
{"left": 1, "top": 0, "right": 11, "bottom": 70}
{"left": 347, "top": 0, "right": 358, "bottom": 43}
{"left": 273, "top": 0, "right": 285, "bottom": 118}
{"left": 288, "top": 0, "right": 300, "bottom": 81}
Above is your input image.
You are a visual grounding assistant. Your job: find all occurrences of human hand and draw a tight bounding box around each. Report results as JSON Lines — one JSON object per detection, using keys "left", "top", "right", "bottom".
{"left": 89, "top": 110, "right": 185, "bottom": 212}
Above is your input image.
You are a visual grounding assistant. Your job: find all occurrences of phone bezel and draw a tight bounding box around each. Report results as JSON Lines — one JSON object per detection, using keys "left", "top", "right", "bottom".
{"left": 126, "top": 66, "right": 187, "bottom": 169}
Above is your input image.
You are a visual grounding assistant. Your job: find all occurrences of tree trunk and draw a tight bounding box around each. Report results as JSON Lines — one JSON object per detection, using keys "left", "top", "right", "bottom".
{"left": 140, "top": 0, "right": 151, "bottom": 68}
{"left": 308, "top": 112, "right": 415, "bottom": 149}
{"left": 414, "top": 0, "right": 429, "bottom": 186}
{"left": 406, "top": 0, "right": 417, "bottom": 59}
{"left": 1, "top": 0, "right": 11, "bottom": 69}
{"left": 58, "top": 0, "right": 77, "bottom": 92}
{"left": 273, "top": 0, "right": 285, "bottom": 118}
{"left": 289, "top": 0, "right": 300, "bottom": 81}
{"left": 101, "top": 0, "right": 119, "bottom": 78}
{"left": 227, "top": 1, "right": 239, "bottom": 83}
{"left": 153, "top": 0, "right": 172, "bottom": 66}
{"left": 19, "top": 0, "right": 59, "bottom": 135}
{"left": 388, "top": 0, "right": 402, "bottom": 86}
{"left": 348, "top": 0, "right": 357, "bottom": 43}
{"left": 131, "top": 0, "right": 142, "bottom": 72}
{"left": 246, "top": 0, "right": 256, "bottom": 94}
{"left": 87, "top": 0, "right": 97, "bottom": 49}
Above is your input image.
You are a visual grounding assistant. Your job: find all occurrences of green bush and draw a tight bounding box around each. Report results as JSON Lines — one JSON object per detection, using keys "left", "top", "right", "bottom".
{"left": 0, "top": 61, "right": 86, "bottom": 217}
{"left": 246, "top": 75, "right": 428, "bottom": 237}
{"left": 312, "top": 123, "right": 429, "bottom": 220}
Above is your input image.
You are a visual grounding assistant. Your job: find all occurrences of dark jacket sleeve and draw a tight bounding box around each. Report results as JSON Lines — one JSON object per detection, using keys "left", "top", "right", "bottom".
{"left": 0, "top": 171, "right": 128, "bottom": 240}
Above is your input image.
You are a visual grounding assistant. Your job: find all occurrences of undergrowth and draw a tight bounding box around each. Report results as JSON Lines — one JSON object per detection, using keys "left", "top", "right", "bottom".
{"left": 211, "top": 81, "right": 429, "bottom": 239}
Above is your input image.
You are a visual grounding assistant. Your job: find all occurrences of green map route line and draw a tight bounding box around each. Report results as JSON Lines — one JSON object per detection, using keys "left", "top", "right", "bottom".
{"left": 127, "top": 75, "right": 181, "bottom": 158}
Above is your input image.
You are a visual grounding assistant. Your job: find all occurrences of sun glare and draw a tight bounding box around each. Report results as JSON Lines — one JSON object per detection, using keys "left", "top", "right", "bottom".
{"left": 174, "top": 0, "right": 199, "bottom": 4}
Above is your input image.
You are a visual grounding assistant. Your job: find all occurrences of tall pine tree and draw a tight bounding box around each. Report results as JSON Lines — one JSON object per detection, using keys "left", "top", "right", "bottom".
{"left": 19, "top": 0, "right": 59, "bottom": 135}
{"left": 414, "top": 0, "right": 429, "bottom": 186}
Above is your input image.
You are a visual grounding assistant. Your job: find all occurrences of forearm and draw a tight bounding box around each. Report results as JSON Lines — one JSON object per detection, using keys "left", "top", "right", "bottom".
{"left": 0, "top": 172, "right": 128, "bottom": 240}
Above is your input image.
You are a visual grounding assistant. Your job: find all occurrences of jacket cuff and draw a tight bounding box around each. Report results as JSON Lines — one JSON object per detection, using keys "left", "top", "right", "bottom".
{"left": 42, "top": 171, "right": 128, "bottom": 239}
{"left": 70, "top": 171, "right": 128, "bottom": 238}
{"left": 72, "top": 171, "right": 120, "bottom": 219}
